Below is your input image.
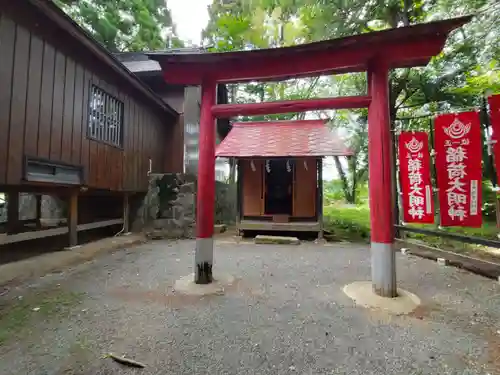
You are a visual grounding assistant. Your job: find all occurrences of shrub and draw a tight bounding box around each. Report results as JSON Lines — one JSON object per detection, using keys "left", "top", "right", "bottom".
{"left": 323, "top": 205, "right": 371, "bottom": 242}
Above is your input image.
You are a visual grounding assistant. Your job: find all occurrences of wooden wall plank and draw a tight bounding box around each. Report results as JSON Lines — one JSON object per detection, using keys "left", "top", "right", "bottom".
{"left": 117, "top": 93, "right": 125, "bottom": 190}
{"left": 80, "top": 69, "right": 90, "bottom": 184}
{"left": 49, "top": 50, "right": 66, "bottom": 161}
{"left": 139, "top": 107, "right": 145, "bottom": 190}
{"left": 0, "top": 15, "right": 16, "bottom": 185}
{"left": 24, "top": 34, "right": 43, "bottom": 159}
{"left": 88, "top": 139, "right": 98, "bottom": 188}
{"left": 136, "top": 106, "right": 142, "bottom": 190}
{"left": 152, "top": 116, "right": 159, "bottom": 173}
{"left": 149, "top": 114, "right": 154, "bottom": 174}
{"left": 132, "top": 101, "right": 139, "bottom": 190}
{"left": 61, "top": 58, "right": 75, "bottom": 163}
{"left": 0, "top": 12, "right": 180, "bottom": 192}
{"left": 71, "top": 64, "right": 84, "bottom": 165}
{"left": 152, "top": 117, "right": 158, "bottom": 173}
{"left": 96, "top": 141, "right": 104, "bottom": 188}
{"left": 293, "top": 158, "right": 317, "bottom": 217}
{"left": 155, "top": 119, "right": 161, "bottom": 172}
{"left": 38, "top": 42, "right": 55, "bottom": 160}
{"left": 122, "top": 97, "right": 130, "bottom": 190}
{"left": 150, "top": 116, "right": 157, "bottom": 173}
{"left": 7, "top": 24, "right": 30, "bottom": 184}
{"left": 242, "top": 159, "right": 264, "bottom": 216}
{"left": 126, "top": 97, "right": 133, "bottom": 190}
{"left": 87, "top": 74, "right": 98, "bottom": 188}
{"left": 160, "top": 119, "right": 168, "bottom": 173}
{"left": 143, "top": 108, "right": 149, "bottom": 189}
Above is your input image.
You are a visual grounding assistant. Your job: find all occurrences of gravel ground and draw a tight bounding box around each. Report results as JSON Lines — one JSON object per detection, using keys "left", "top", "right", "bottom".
{"left": 1, "top": 239, "right": 500, "bottom": 375}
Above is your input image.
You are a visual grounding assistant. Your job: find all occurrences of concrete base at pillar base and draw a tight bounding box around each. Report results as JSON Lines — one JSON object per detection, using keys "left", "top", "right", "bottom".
{"left": 343, "top": 281, "right": 421, "bottom": 315}
{"left": 173, "top": 273, "right": 235, "bottom": 296}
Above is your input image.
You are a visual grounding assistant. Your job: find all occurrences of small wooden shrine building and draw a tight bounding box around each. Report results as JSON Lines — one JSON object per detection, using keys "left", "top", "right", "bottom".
{"left": 149, "top": 16, "right": 471, "bottom": 293}
{"left": 216, "top": 120, "right": 352, "bottom": 238}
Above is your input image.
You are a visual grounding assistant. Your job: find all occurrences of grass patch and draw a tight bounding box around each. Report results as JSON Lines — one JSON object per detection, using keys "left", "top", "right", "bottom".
{"left": 0, "top": 289, "right": 83, "bottom": 346}
{"left": 323, "top": 205, "right": 371, "bottom": 242}
{"left": 324, "top": 203, "right": 499, "bottom": 256}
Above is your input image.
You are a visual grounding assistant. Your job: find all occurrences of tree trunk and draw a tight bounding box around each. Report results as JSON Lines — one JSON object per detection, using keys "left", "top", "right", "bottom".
{"left": 333, "top": 156, "right": 354, "bottom": 203}
{"left": 349, "top": 156, "right": 358, "bottom": 204}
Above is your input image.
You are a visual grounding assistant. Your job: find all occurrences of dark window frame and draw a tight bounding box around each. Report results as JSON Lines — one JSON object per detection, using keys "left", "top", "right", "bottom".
{"left": 24, "top": 156, "right": 83, "bottom": 185}
{"left": 87, "top": 84, "right": 124, "bottom": 148}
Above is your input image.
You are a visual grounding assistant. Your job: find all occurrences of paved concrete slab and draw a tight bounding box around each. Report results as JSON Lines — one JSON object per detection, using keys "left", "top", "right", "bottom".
{"left": 0, "top": 240, "right": 499, "bottom": 375}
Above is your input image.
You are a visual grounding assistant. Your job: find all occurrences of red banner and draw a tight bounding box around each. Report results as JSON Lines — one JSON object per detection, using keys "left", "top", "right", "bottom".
{"left": 435, "top": 112, "right": 483, "bottom": 227}
{"left": 398, "top": 132, "right": 434, "bottom": 223}
{"left": 488, "top": 94, "right": 500, "bottom": 184}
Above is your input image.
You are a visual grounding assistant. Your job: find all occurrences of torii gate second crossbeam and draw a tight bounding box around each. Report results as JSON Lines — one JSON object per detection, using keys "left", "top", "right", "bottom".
{"left": 147, "top": 15, "right": 471, "bottom": 298}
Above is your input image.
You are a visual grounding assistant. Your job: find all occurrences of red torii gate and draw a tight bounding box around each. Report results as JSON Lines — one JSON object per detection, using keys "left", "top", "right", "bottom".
{"left": 147, "top": 15, "right": 471, "bottom": 298}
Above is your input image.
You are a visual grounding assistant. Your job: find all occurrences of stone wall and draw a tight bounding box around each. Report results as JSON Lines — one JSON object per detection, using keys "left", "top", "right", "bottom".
{"left": 133, "top": 173, "right": 196, "bottom": 239}
{"left": 132, "top": 174, "right": 236, "bottom": 239}
{"left": 215, "top": 181, "right": 236, "bottom": 225}
{"left": 0, "top": 194, "right": 65, "bottom": 224}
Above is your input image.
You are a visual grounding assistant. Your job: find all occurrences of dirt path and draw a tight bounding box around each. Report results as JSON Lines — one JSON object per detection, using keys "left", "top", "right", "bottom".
{"left": 1, "top": 239, "right": 499, "bottom": 374}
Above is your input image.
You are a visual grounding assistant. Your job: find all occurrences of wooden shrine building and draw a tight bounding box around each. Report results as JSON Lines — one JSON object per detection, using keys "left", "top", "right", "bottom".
{"left": 149, "top": 15, "right": 471, "bottom": 294}
{"left": 216, "top": 120, "right": 352, "bottom": 237}
{"left": 0, "top": 1, "right": 186, "bottom": 247}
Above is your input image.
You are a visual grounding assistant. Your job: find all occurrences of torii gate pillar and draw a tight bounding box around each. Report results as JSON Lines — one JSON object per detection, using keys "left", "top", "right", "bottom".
{"left": 367, "top": 63, "right": 397, "bottom": 297}
{"left": 194, "top": 79, "right": 217, "bottom": 284}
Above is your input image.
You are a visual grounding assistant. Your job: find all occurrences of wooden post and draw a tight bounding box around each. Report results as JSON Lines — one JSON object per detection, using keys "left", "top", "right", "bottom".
{"left": 35, "top": 194, "right": 42, "bottom": 229}
{"left": 123, "top": 193, "right": 130, "bottom": 233}
{"left": 235, "top": 160, "right": 242, "bottom": 236}
{"left": 6, "top": 191, "right": 19, "bottom": 234}
{"left": 368, "top": 62, "right": 397, "bottom": 298}
{"left": 67, "top": 190, "right": 78, "bottom": 248}
{"left": 195, "top": 79, "right": 217, "bottom": 284}
{"left": 317, "top": 158, "right": 324, "bottom": 240}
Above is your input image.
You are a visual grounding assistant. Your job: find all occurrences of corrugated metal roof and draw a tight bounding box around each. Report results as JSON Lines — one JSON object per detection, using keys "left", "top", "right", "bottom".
{"left": 215, "top": 120, "right": 352, "bottom": 158}
{"left": 122, "top": 60, "right": 162, "bottom": 73}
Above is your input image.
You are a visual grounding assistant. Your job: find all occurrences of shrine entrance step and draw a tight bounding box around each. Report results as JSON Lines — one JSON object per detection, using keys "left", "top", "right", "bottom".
{"left": 254, "top": 235, "right": 300, "bottom": 245}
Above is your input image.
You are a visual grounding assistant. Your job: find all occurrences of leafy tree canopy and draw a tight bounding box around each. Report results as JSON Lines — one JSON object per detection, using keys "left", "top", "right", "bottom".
{"left": 202, "top": 0, "right": 499, "bottom": 203}
{"left": 55, "top": 0, "right": 184, "bottom": 52}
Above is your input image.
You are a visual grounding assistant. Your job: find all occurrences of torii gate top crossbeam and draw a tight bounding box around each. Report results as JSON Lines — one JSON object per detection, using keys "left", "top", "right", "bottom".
{"left": 147, "top": 16, "right": 471, "bottom": 84}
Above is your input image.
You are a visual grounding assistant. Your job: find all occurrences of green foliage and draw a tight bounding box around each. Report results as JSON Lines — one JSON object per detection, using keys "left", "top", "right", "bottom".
{"left": 480, "top": 180, "right": 497, "bottom": 221}
{"left": 323, "top": 180, "right": 347, "bottom": 204}
{"left": 55, "top": 0, "right": 184, "bottom": 52}
{"left": 323, "top": 205, "right": 371, "bottom": 242}
{"left": 324, "top": 180, "right": 368, "bottom": 205}
{"left": 323, "top": 202, "right": 499, "bottom": 249}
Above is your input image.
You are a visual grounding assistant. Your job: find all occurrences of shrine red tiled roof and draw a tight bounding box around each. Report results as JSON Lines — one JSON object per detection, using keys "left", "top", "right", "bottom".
{"left": 215, "top": 120, "right": 352, "bottom": 158}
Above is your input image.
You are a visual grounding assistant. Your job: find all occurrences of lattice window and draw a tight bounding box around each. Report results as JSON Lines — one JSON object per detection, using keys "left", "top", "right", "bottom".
{"left": 88, "top": 85, "right": 124, "bottom": 147}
